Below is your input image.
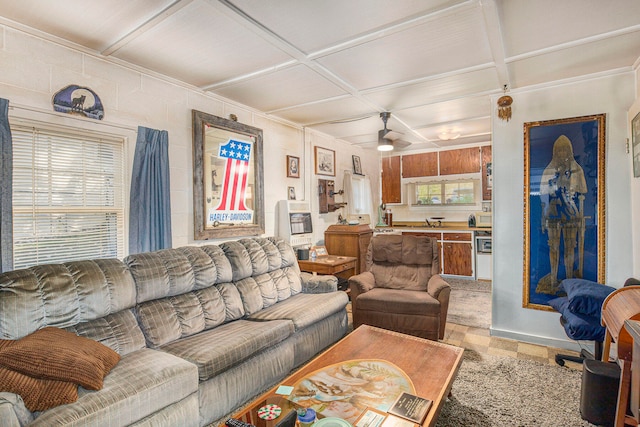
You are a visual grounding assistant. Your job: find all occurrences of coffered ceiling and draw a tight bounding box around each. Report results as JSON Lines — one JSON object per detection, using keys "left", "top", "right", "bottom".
{"left": 1, "top": 0, "right": 639, "bottom": 151}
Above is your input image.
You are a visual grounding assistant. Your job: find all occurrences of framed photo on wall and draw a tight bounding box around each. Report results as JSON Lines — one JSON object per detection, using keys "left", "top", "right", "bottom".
{"left": 288, "top": 186, "right": 296, "bottom": 200}
{"left": 287, "top": 155, "right": 300, "bottom": 178}
{"left": 523, "top": 114, "right": 606, "bottom": 310}
{"left": 632, "top": 111, "right": 640, "bottom": 177}
{"left": 352, "top": 155, "right": 363, "bottom": 175}
{"left": 314, "top": 146, "right": 335, "bottom": 176}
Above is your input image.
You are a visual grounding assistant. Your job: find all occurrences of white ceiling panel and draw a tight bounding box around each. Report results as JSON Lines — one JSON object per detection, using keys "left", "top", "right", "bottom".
{"left": 396, "top": 95, "right": 491, "bottom": 129}
{"left": 316, "top": 4, "right": 493, "bottom": 90}
{"left": 227, "top": 0, "right": 467, "bottom": 54}
{"left": 499, "top": 0, "right": 640, "bottom": 57}
{"left": 507, "top": 31, "right": 640, "bottom": 88}
{"left": 0, "top": 0, "right": 638, "bottom": 151}
{"left": 362, "top": 67, "right": 501, "bottom": 111}
{"left": 416, "top": 116, "right": 491, "bottom": 142}
{"left": 274, "top": 97, "right": 377, "bottom": 126}
{"left": 0, "top": 0, "right": 177, "bottom": 51}
{"left": 112, "top": 1, "right": 293, "bottom": 87}
{"left": 210, "top": 64, "right": 347, "bottom": 112}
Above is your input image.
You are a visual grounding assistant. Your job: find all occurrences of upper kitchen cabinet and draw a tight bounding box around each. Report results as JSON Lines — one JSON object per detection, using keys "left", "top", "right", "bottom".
{"left": 381, "top": 155, "right": 401, "bottom": 204}
{"left": 439, "top": 147, "right": 480, "bottom": 175}
{"left": 402, "top": 152, "right": 438, "bottom": 178}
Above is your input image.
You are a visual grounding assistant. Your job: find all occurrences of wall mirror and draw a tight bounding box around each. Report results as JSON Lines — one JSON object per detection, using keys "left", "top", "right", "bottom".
{"left": 192, "top": 110, "right": 264, "bottom": 240}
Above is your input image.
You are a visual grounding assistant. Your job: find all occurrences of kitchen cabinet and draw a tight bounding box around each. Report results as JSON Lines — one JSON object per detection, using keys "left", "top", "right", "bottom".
{"left": 324, "top": 224, "right": 373, "bottom": 275}
{"left": 381, "top": 156, "right": 401, "bottom": 204}
{"left": 402, "top": 152, "right": 438, "bottom": 178}
{"left": 438, "top": 147, "right": 480, "bottom": 175}
{"left": 401, "top": 230, "right": 473, "bottom": 277}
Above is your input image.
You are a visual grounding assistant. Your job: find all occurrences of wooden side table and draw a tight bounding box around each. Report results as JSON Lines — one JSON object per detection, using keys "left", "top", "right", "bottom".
{"left": 297, "top": 255, "right": 357, "bottom": 279}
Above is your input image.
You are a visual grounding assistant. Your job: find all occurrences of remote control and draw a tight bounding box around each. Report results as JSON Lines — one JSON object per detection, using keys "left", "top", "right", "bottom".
{"left": 226, "top": 418, "right": 256, "bottom": 427}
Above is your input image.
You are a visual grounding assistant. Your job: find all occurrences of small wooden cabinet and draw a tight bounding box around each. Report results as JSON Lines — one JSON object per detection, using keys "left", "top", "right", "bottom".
{"left": 324, "top": 224, "right": 373, "bottom": 275}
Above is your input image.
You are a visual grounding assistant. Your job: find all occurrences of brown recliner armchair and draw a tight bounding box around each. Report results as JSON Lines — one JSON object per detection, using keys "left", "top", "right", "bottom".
{"left": 348, "top": 234, "right": 451, "bottom": 340}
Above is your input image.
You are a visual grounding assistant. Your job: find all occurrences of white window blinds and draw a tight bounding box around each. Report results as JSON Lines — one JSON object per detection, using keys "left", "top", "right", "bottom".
{"left": 11, "top": 124, "right": 125, "bottom": 269}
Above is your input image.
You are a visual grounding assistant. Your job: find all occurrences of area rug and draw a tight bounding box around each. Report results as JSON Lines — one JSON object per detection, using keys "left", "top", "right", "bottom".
{"left": 446, "top": 277, "right": 492, "bottom": 329}
{"left": 435, "top": 349, "right": 596, "bottom": 427}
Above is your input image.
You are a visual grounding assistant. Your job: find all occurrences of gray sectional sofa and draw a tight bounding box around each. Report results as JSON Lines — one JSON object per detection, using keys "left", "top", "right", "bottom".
{"left": 0, "top": 237, "right": 349, "bottom": 427}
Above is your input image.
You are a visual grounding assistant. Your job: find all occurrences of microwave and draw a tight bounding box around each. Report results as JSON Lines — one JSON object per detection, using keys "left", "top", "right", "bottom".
{"left": 475, "top": 211, "right": 492, "bottom": 227}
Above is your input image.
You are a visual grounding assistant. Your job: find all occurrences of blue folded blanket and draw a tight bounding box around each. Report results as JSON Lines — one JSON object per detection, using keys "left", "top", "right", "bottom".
{"left": 549, "top": 297, "right": 605, "bottom": 341}
{"left": 560, "top": 278, "right": 616, "bottom": 317}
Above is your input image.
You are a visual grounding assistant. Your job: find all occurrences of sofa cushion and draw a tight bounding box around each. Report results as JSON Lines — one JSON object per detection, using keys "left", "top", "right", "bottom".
{"left": 159, "top": 319, "right": 293, "bottom": 381}
{"left": 247, "top": 292, "right": 349, "bottom": 331}
{"left": 0, "top": 367, "right": 78, "bottom": 411}
{"left": 66, "top": 309, "right": 146, "bottom": 356}
{"left": 356, "top": 288, "right": 440, "bottom": 315}
{"left": 136, "top": 283, "right": 245, "bottom": 348}
{"left": 0, "top": 259, "right": 136, "bottom": 340}
{"left": 0, "top": 327, "right": 120, "bottom": 391}
{"left": 126, "top": 246, "right": 234, "bottom": 303}
{"left": 29, "top": 348, "right": 199, "bottom": 427}
{"left": 370, "top": 234, "right": 434, "bottom": 265}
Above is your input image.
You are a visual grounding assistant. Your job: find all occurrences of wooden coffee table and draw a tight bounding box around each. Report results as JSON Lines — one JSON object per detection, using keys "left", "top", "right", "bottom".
{"left": 229, "top": 325, "right": 464, "bottom": 427}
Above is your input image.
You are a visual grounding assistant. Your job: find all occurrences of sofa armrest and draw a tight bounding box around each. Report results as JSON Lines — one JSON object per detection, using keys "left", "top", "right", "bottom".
{"left": 427, "top": 274, "right": 451, "bottom": 340}
{"left": 0, "top": 393, "right": 33, "bottom": 427}
{"left": 300, "top": 272, "right": 338, "bottom": 294}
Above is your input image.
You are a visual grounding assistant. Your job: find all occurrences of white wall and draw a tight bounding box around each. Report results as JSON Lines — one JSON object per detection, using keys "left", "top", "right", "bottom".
{"left": 0, "top": 26, "right": 380, "bottom": 250}
{"left": 629, "top": 69, "right": 640, "bottom": 279}
{"left": 492, "top": 72, "right": 636, "bottom": 350}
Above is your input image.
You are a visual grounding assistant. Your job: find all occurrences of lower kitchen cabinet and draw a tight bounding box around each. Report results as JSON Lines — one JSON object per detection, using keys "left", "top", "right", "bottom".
{"left": 402, "top": 230, "right": 473, "bottom": 277}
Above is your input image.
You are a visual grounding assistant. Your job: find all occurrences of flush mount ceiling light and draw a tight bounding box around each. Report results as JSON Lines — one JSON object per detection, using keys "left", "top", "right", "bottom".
{"left": 438, "top": 131, "right": 460, "bottom": 141}
{"left": 497, "top": 84, "right": 513, "bottom": 122}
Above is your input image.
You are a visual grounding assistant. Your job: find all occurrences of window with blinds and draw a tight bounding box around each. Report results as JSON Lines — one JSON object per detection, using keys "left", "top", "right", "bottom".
{"left": 11, "top": 123, "right": 125, "bottom": 269}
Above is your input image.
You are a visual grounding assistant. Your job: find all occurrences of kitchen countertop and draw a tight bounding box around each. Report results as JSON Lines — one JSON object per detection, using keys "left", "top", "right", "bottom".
{"left": 385, "top": 221, "right": 492, "bottom": 232}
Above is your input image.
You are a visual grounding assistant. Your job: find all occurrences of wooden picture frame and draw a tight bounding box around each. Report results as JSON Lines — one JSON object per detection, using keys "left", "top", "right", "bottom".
{"left": 352, "top": 155, "right": 363, "bottom": 175}
{"left": 287, "top": 155, "right": 300, "bottom": 178}
{"left": 312, "top": 245, "right": 328, "bottom": 257}
{"left": 523, "top": 114, "right": 606, "bottom": 310}
{"left": 192, "top": 110, "right": 264, "bottom": 240}
{"left": 314, "top": 146, "right": 335, "bottom": 176}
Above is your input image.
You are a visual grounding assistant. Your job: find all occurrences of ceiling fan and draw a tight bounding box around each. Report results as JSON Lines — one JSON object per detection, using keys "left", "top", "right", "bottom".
{"left": 377, "top": 112, "right": 412, "bottom": 151}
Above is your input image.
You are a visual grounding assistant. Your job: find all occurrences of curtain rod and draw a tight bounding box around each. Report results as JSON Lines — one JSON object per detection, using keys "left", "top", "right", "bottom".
{"left": 8, "top": 102, "right": 138, "bottom": 133}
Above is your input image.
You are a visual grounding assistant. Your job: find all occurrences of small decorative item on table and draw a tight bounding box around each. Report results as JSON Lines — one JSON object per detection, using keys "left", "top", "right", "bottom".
{"left": 257, "top": 404, "right": 281, "bottom": 420}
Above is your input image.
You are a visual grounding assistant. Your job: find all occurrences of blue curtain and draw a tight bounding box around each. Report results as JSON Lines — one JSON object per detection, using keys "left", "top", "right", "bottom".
{"left": 0, "top": 98, "right": 12, "bottom": 272}
{"left": 129, "top": 126, "right": 172, "bottom": 254}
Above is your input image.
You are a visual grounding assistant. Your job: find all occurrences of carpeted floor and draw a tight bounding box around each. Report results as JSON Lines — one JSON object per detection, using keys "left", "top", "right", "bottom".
{"left": 435, "top": 349, "right": 597, "bottom": 427}
{"left": 446, "top": 277, "right": 492, "bottom": 329}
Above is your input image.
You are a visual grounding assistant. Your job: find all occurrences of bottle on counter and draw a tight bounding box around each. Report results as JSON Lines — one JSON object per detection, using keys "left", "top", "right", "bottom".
{"left": 310, "top": 248, "right": 317, "bottom": 261}
{"left": 385, "top": 209, "right": 393, "bottom": 227}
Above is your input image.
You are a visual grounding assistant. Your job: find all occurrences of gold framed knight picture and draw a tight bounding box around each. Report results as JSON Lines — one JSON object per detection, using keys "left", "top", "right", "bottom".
{"left": 523, "top": 114, "right": 606, "bottom": 310}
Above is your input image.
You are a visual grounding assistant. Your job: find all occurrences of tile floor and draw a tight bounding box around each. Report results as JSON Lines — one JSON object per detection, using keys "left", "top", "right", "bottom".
{"left": 442, "top": 322, "right": 585, "bottom": 369}
{"left": 346, "top": 302, "right": 586, "bottom": 370}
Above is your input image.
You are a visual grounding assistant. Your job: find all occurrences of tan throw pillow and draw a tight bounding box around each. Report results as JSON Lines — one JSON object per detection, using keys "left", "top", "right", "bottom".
{"left": 0, "top": 327, "right": 120, "bottom": 390}
{"left": 0, "top": 366, "right": 78, "bottom": 412}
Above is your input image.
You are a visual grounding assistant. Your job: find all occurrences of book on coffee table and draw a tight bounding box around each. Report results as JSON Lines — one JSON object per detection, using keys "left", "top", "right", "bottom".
{"left": 387, "top": 392, "right": 432, "bottom": 424}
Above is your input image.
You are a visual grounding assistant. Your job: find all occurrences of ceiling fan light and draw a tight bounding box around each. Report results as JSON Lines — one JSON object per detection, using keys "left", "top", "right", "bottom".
{"left": 377, "top": 139, "right": 394, "bottom": 151}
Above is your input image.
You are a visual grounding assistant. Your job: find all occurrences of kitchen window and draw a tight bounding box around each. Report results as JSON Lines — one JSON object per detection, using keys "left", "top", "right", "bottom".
{"left": 414, "top": 180, "right": 476, "bottom": 206}
{"left": 11, "top": 122, "right": 125, "bottom": 269}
